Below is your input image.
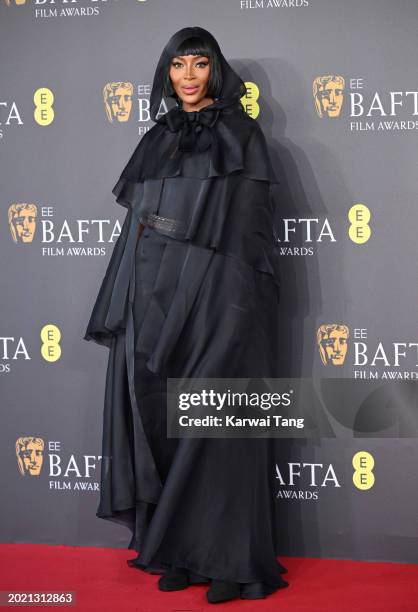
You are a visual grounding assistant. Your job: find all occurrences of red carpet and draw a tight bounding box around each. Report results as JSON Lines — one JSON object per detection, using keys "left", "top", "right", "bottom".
{"left": 1, "top": 544, "right": 417, "bottom": 611}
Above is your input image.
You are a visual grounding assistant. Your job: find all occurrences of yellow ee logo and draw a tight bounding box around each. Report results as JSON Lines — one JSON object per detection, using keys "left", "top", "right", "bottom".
{"left": 34, "top": 88, "right": 54, "bottom": 126}
{"left": 352, "top": 451, "right": 375, "bottom": 490}
{"left": 348, "top": 203, "right": 371, "bottom": 244}
{"left": 40, "top": 324, "right": 61, "bottom": 362}
{"left": 240, "top": 82, "right": 260, "bottom": 119}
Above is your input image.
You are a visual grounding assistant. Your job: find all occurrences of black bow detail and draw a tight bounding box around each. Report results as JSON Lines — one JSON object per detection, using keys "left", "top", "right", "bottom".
{"left": 161, "top": 106, "right": 220, "bottom": 153}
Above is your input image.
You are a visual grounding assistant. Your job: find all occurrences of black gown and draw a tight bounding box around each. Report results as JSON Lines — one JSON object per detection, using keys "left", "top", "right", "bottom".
{"left": 84, "top": 25, "right": 289, "bottom": 600}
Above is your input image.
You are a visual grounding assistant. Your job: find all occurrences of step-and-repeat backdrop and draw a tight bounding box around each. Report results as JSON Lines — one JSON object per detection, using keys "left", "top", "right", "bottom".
{"left": 1, "top": 0, "right": 417, "bottom": 564}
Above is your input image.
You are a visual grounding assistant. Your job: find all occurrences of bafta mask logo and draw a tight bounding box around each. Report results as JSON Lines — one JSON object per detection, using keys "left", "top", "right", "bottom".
{"left": 16, "top": 437, "right": 44, "bottom": 476}
{"left": 4, "top": 1, "right": 26, "bottom": 5}
{"left": 313, "top": 75, "right": 345, "bottom": 118}
{"left": 103, "top": 82, "right": 134, "bottom": 123}
{"left": 317, "top": 323, "right": 349, "bottom": 366}
{"left": 8, "top": 203, "right": 37, "bottom": 243}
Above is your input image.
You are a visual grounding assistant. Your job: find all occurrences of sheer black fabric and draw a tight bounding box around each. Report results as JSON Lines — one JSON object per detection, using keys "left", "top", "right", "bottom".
{"left": 84, "top": 25, "right": 288, "bottom": 599}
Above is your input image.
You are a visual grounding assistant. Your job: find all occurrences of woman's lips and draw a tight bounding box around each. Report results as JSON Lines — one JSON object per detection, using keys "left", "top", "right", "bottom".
{"left": 182, "top": 86, "right": 199, "bottom": 95}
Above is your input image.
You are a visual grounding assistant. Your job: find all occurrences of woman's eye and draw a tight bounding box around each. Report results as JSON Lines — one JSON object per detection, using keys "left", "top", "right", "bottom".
{"left": 171, "top": 61, "right": 209, "bottom": 69}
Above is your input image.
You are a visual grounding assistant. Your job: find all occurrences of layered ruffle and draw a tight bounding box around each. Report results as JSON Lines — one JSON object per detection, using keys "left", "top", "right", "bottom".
{"left": 85, "top": 112, "right": 281, "bottom": 353}
{"left": 113, "top": 107, "right": 279, "bottom": 187}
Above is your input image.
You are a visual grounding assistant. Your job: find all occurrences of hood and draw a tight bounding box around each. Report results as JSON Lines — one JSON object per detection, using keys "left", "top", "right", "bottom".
{"left": 149, "top": 26, "right": 248, "bottom": 123}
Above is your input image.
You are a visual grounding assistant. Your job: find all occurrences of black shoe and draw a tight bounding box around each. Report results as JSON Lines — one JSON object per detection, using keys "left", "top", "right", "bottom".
{"left": 158, "top": 567, "right": 189, "bottom": 591}
{"left": 206, "top": 579, "right": 240, "bottom": 603}
{"left": 127, "top": 556, "right": 140, "bottom": 568}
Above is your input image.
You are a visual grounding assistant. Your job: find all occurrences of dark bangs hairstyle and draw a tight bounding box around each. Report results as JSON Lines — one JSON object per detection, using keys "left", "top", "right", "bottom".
{"left": 162, "top": 36, "right": 223, "bottom": 101}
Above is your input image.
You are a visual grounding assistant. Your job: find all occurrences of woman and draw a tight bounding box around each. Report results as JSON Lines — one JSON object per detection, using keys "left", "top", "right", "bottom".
{"left": 84, "top": 26, "right": 289, "bottom": 603}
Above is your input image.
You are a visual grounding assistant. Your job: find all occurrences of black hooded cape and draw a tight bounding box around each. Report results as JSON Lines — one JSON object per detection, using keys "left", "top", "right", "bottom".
{"left": 84, "top": 26, "right": 287, "bottom": 598}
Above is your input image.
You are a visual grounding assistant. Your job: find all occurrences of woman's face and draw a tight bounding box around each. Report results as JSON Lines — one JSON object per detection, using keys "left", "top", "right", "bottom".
{"left": 169, "top": 54, "right": 214, "bottom": 111}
